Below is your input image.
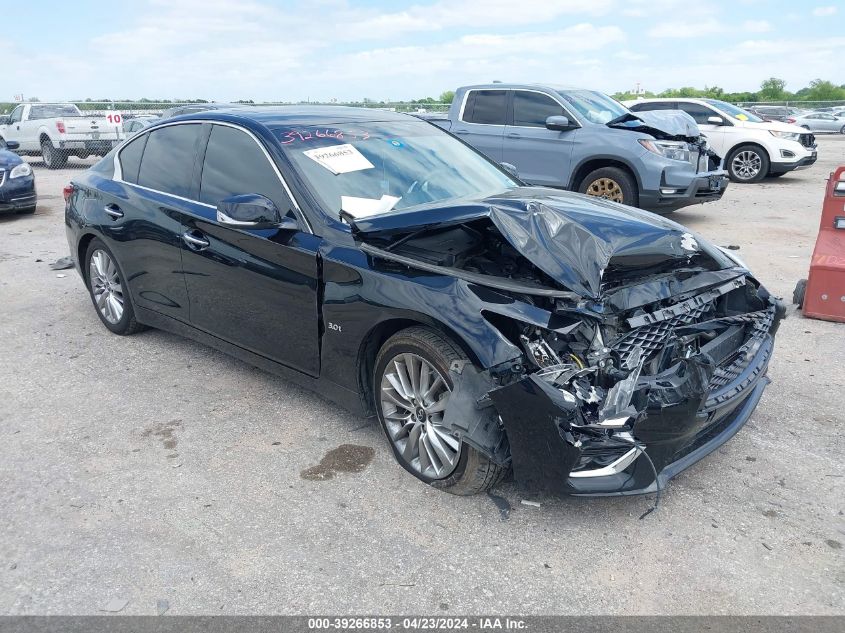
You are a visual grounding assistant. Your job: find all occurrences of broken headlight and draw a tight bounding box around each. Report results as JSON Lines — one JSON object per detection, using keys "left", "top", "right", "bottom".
{"left": 638, "top": 139, "right": 690, "bottom": 162}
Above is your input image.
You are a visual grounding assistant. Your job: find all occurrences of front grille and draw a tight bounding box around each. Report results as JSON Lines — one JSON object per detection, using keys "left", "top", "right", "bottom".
{"left": 0, "top": 170, "right": 5, "bottom": 187}
{"left": 613, "top": 300, "right": 713, "bottom": 364}
{"left": 706, "top": 308, "right": 774, "bottom": 389}
{"left": 800, "top": 133, "right": 815, "bottom": 148}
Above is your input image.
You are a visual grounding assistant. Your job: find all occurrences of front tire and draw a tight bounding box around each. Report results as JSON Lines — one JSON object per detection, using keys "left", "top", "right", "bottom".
{"left": 41, "top": 139, "right": 67, "bottom": 169}
{"left": 374, "top": 326, "right": 507, "bottom": 495}
{"left": 84, "top": 238, "right": 145, "bottom": 335}
{"left": 727, "top": 145, "right": 769, "bottom": 183}
{"left": 577, "top": 166, "right": 638, "bottom": 207}
{"left": 840, "top": 125, "right": 845, "bottom": 135}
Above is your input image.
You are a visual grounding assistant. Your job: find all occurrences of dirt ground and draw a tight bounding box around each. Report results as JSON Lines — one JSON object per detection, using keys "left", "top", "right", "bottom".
{"left": 0, "top": 138, "right": 843, "bottom": 615}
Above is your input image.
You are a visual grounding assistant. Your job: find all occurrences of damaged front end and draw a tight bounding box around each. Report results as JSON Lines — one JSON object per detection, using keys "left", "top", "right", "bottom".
{"left": 356, "top": 193, "right": 785, "bottom": 496}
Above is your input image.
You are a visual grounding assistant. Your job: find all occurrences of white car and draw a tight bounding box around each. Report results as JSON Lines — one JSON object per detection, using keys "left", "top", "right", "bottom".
{"left": 0, "top": 103, "right": 124, "bottom": 169}
{"left": 624, "top": 98, "right": 817, "bottom": 182}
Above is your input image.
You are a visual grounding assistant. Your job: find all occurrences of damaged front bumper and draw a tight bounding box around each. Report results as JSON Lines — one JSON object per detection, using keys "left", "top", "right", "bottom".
{"left": 445, "top": 279, "right": 785, "bottom": 497}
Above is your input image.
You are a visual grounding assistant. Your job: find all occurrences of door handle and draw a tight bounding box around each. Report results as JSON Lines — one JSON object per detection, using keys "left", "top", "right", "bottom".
{"left": 104, "top": 203, "right": 124, "bottom": 219}
{"left": 453, "top": 129, "right": 469, "bottom": 135}
{"left": 506, "top": 133, "right": 521, "bottom": 138}
{"left": 182, "top": 230, "right": 210, "bottom": 250}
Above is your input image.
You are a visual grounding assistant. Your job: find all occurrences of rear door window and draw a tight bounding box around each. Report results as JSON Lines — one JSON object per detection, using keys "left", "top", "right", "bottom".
{"left": 629, "top": 102, "right": 676, "bottom": 112}
{"left": 462, "top": 90, "right": 507, "bottom": 125}
{"left": 511, "top": 91, "right": 565, "bottom": 127}
{"left": 677, "top": 103, "right": 718, "bottom": 125}
{"left": 118, "top": 133, "right": 148, "bottom": 184}
{"left": 199, "top": 124, "right": 289, "bottom": 212}
{"left": 137, "top": 124, "right": 202, "bottom": 199}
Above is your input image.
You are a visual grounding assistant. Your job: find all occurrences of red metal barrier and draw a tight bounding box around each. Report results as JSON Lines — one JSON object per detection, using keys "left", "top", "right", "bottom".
{"left": 796, "top": 166, "right": 845, "bottom": 323}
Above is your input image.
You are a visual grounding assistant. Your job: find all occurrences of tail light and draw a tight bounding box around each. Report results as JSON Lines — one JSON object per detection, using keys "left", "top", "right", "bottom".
{"left": 56, "top": 120, "right": 66, "bottom": 134}
{"left": 786, "top": 117, "right": 796, "bottom": 124}
{"left": 63, "top": 183, "right": 75, "bottom": 202}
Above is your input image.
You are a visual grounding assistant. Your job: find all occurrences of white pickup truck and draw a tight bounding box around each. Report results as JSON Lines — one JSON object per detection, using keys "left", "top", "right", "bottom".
{"left": 0, "top": 103, "right": 124, "bottom": 169}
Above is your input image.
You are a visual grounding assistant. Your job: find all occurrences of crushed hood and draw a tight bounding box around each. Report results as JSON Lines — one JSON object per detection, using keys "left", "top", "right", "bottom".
{"left": 607, "top": 110, "right": 701, "bottom": 141}
{"left": 351, "top": 187, "right": 733, "bottom": 299}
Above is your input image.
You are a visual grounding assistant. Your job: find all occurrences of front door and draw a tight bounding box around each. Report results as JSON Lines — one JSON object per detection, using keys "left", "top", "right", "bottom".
{"left": 180, "top": 123, "right": 321, "bottom": 376}
{"left": 503, "top": 90, "right": 578, "bottom": 187}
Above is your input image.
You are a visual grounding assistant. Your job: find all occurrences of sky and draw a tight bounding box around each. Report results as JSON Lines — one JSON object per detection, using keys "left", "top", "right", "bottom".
{"left": 2, "top": 0, "right": 843, "bottom": 103}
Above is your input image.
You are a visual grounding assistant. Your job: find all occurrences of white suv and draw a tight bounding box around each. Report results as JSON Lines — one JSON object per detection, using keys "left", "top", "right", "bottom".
{"left": 624, "top": 98, "right": 817, "bottom": 183}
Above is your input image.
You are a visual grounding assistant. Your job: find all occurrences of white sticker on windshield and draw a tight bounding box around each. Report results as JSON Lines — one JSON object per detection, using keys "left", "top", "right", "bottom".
{"left": 340, "top": 195, "right": 401, "bottom": 219}
{"left": 303, "top": 143, "right": 374, "bottom": 174}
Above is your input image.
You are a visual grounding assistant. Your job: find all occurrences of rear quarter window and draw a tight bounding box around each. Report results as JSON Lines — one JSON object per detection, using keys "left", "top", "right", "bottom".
{"left": 137, "top": 124, "right": 202, "bottom": 199}
{"left": 118, "top": 134, "right": 148, "bottom": 184}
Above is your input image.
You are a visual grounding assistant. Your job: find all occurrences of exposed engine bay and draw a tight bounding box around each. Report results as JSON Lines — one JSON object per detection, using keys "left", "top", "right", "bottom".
{"left": 353, "top": 191, "right": 785, "bottom": 496}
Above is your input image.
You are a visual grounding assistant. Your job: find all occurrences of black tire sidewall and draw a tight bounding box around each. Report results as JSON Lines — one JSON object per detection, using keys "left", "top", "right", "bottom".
{"left": 727, "top": 145, "right": 769, "bottom": 183}
{"left": 578, "top": 167, "right": 638, "bottom": 207}
{"left": 84, "top": 238, "right": 136, "bottom": 334}
{"left": 373, "top": 330, "right": 470, "bottom": 486}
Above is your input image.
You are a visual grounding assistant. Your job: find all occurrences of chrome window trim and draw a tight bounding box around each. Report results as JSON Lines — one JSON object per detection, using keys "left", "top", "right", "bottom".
{"left": 458, "top": 88, "right": 580, "bottom": 129}
{"left": 114, "top": 119, "right": 313, "bottom": 233}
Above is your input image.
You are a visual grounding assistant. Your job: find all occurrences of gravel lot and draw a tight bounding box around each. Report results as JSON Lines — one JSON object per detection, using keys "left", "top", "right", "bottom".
{"left": 1, "top": 138, "right": 843, "bottom": 615}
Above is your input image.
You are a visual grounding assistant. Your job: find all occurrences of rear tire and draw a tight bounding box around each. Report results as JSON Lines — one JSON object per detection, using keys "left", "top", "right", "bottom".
{"left": 840, "top": 125, "right": 845, "bottom": 135}
{"left": 373, "top": 326, "right": 508, "bottom": 495}
{"left": 577, "top": 166, "right": 638, "bottom": 207}
{"left": 41, "top": 139, "right": 67, "bottom": 169}
{"left": 84, "top": 238, "right": 146, "bottom": 335}
{"left": 727, "top": 144, "right": 769, "bottom": 183}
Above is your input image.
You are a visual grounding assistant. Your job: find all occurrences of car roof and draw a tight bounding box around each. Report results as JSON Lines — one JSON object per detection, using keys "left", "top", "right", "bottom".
{"left": 170, "top": 105, "right": 416, "bottom": 127}
{"left": 458, "top": 83, "right": 584, "bottom": 92}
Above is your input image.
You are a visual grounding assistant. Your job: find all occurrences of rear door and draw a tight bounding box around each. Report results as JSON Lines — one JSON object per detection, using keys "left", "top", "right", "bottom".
{"left": 502, "top": 90, "right": 576, "bottom": 187}
{"left": 180, "top": 123, "right": 321, "bottom": 375}
{"left": 450, "top": 89, "right": 507, "bottom": 162}
{"left": 104, "top": 122, "right": 205, "bottom": 322}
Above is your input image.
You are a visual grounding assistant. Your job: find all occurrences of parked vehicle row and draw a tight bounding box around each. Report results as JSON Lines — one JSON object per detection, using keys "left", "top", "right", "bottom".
{"left": 0, "top": 103, "right": 124, "bottom": 169}
{"left": 63, "top": 106, "right": 784, "bottom": 497}
{"left": 786, "top": 111, "right": 845, "bottom": 134}
{"left": 625, "top": 98, "right": 818, "bottom": 182}
{"left": 425, "top": 84, "right": 728, "bottom": 213}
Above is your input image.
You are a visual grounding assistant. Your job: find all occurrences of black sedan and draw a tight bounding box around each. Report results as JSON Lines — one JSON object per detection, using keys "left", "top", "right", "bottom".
{"left": 0, "top": 138, "right": 36, "bottom": 214}
{"left": 64, "top": 108, "right": 783, "bottom": 497}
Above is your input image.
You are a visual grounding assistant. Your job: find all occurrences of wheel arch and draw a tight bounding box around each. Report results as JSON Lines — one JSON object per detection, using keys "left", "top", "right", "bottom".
{"left": 568, "top": 156, "right": 641, "bottom": 193}
{"left": 356, "top": 316, "right": 482, "bottom": 416}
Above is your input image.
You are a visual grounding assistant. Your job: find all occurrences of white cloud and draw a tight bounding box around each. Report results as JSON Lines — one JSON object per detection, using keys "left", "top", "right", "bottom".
{"left": 812, "top": 6, "right": 838, "bottom": 16}
{"left": 742, "top": 20, "right": 772, "bottom": 33}
{"left": 647, "top": 19, "right": 726, "bottom": 38}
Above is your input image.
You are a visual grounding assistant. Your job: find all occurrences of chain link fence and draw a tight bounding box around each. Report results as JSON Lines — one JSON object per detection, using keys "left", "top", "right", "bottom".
{"left": 0, "top": 100, "right": 451, "bottom": 118}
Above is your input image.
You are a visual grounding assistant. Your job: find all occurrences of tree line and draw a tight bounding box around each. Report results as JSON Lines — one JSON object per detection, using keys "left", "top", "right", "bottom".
{"left": 612, "top": 78, "right": 845, "bottom": 104}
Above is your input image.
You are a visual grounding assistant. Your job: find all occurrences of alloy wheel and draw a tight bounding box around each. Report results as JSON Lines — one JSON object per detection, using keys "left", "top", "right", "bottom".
{"left": 731, "top": 150, "right": 762, "bottom": 180}
{"left": 585, "top": 177, "right": 624, "bottom": 202}
{"left": 89, "top": 249, "right": 125, "bottom": 324}
{"left": 379, "top": 353, "right": 461, "bottom": 479}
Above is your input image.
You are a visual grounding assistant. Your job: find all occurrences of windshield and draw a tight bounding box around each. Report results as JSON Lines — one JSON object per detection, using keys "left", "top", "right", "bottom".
{"left": 29, "top": 105, "right": 82, "bottom": 120}
{"left": 557, "top": 89, "right": 629, "bottom": 124}
{"left": 274, "top": 120, "right": 518, "bottom": 220}
{"left": 703, "top": 99, "right": 764, "bottom": 123}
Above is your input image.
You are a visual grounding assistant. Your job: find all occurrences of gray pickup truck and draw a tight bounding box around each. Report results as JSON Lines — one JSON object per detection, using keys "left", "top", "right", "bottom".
{"left": 427, "top": 84, "right": 728, "bottom": 212}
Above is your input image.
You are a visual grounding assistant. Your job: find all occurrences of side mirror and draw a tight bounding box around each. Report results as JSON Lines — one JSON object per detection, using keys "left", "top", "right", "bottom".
{"left": 216, "top": 194, "right": 297, "bottom": 230}
{"left": 545, "top": 115, "right": 577, "bottom": 131}
{"left": 3, "top": 140, "right": 20, "bottom": 150}
{"left": 500, "top": 162, "right": 520, "bottom": 179}
{"left": 706, "top": 116, "right": 725, "bottom": 125}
